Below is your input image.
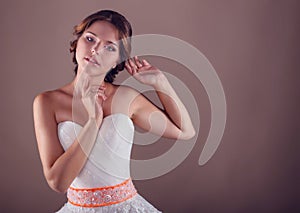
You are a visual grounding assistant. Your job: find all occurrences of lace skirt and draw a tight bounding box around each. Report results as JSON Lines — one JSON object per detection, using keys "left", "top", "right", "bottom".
{"left": 56, "top": 194, "right": 162, "bottom": 213}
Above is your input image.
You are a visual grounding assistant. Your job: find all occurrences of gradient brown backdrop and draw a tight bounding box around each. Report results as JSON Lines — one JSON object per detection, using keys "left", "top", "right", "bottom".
{"left": 0, "top": 0, "right": 299, "bottom": 212}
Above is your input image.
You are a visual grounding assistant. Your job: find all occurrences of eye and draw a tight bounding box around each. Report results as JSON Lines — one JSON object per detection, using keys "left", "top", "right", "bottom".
{"left": 104, "top": 45, "right": 116, "bottom": 52}
{"left": 86, "top": 36, "right": 94, "bottom": 42}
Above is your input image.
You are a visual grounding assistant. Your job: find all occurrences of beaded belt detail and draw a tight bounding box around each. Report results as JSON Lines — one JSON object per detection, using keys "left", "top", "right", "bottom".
{"left": 67, "top": 178, "right": 137, "bottom": 207}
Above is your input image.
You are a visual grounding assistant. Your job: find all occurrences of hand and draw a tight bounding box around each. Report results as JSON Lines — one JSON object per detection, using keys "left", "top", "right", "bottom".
{"left": 75, "top": 71, "right": 107, "bottom": 124}
{"left": 125, "top": 56, "right": 165, "bottom": 87}
{"left": 81, "top": 83, "right": 106, "bottom": 120}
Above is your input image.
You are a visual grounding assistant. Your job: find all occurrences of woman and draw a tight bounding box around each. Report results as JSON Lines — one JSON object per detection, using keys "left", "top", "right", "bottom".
{"left": 33, "top": 10, "right": 195, "bottom": 212}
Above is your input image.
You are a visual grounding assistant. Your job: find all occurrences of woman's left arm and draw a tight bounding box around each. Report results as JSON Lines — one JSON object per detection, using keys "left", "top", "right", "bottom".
{"left": 125, "top": 56, "right": 195, "bottom": 140}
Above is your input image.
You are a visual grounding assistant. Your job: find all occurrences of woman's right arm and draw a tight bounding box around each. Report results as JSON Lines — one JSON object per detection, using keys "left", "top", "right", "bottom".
{"left": 33, "top": 92, "right": 102, "bottom": 193}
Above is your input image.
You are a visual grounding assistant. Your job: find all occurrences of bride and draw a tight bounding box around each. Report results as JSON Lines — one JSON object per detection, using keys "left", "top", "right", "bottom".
{"left": 33, "top": 9, "right": 195, "bottom": 212}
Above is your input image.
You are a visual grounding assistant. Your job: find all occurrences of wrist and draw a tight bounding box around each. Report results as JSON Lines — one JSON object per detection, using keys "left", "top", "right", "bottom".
{"left": 153, "top": 73, "right": 169, "bottom": 90}
{"left": 87, "top": 117, "right": 102, "bottom": 128}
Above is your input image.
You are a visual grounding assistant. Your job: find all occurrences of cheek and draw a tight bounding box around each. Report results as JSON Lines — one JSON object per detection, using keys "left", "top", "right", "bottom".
{"left": 113, "top": 50, "right": 121, "bottom": 63}
{"left": 75, "top": 40, "right": 88, "bottom": 60}
{"left": 76, "top": 40, "right": 84, "bottom": 53}
{"left": 102, "top": 51, "right": 119, "bottom": 64}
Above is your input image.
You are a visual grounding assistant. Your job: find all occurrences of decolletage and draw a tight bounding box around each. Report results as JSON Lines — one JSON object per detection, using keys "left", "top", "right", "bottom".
{"left": 57, "top": 113, "right": 135, "bottom": 188}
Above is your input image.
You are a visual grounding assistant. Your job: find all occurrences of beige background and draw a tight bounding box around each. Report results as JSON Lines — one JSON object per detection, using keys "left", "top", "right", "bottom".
{"left": 0, "top": 0, "right": 299, "bottom": 212}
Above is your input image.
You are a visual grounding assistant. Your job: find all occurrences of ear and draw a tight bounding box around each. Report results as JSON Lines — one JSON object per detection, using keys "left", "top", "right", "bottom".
{"left": 112, "top": 62, "right": 118, "bottom": 69}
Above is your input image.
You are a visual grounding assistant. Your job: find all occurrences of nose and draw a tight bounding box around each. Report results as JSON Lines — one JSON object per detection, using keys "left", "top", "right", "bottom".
{"left": 91, "top": 42, "right": 103, "bottom": 55}
{"left": 91, "top": 48, "right": 97, "bottom": 55}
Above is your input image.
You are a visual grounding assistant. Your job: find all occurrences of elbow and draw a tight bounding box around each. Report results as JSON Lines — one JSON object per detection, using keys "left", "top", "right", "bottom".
{"left": 45, "top": 172, "right": 68, "bottom": 193}
{"left": 179, "top": 128, "right": 196, "bottom": 140}
{"left": 47, "top": 178, "right": 68, "bottom": 194}
{"left": 189, "top": 129, "right": 196, "bottom": 139}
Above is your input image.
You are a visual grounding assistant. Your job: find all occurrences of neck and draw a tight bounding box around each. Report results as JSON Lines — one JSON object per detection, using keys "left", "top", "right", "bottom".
{"left": 67, "top": 75, "right": 106, "bottom": 97}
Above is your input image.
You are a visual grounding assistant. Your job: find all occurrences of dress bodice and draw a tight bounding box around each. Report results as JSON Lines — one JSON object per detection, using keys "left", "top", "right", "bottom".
{"left": 57, "top": 113, "right": 135, "bottom": 189}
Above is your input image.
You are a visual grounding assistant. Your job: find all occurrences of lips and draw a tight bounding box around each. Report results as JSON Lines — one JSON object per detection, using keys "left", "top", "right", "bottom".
{"left": 84, "top": 57, "right": 100, "bottom": 66}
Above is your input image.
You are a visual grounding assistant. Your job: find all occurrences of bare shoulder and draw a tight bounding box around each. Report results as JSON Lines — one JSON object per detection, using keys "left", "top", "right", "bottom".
{"left": 112, "top": 84, "right": 140, "bottom": 96}
{"left": 33, "top": 91, "right": 54, "bottom": 109}
{"left": 33, "top": 88, "right": 72, "bottom": 122}
{"left": 111, "top": 84, "right": 143, "bottom": 104}
{"left": 33, "top": 89, "right": 65, "bottom": 108}
{"left": 110, "top": 84, "right": 147, "bottom": 117}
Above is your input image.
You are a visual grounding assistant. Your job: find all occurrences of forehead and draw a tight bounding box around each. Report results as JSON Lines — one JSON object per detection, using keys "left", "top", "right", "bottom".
{"left": 85, "top": 20, "right": 119, "bottom": 41}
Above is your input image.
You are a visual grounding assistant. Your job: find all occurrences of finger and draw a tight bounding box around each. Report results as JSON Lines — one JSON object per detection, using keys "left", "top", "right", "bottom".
{"left": 97, "top": 86, "right": 106, "bottom": 94}
{"left": 95, "top": 99, "right": 104, "bottom": 114}
{"left": 125, "top": 61, "right": 133, "bottom": 75}
{"left": 97, "top": 95, "right": 107, "bottom": 102}
{"left": 98, "top": 85, "right": 106, "bottom": 91}
{"left": 142, "top": 59, "right": 150, "bottom": 66}
{"left": 128, "top": 59, "right": 138, "bottom": 75}
{"left": 134, "top": 56, "right": 143, "bottom": 68}
{"left": 128, "top": 58, "right": 137, "bottom": 69}
{"left": 97, "top": 91, "right": 107, "bottom": 101}
{"left": 95, "top": 97, "right": 104, "bottom": 110}
{"left": 97, "top": 90, "right": 106, "bottom": 97}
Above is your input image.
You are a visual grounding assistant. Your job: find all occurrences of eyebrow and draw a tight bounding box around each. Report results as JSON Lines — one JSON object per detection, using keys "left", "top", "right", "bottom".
{"left": 86, "top": 31, "right": 118, "bottom": 47}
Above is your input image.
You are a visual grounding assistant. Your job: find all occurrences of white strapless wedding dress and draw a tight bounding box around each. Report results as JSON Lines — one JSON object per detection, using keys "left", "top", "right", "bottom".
{"left": 56, "top": 113, "right": 162, "bottom": 213}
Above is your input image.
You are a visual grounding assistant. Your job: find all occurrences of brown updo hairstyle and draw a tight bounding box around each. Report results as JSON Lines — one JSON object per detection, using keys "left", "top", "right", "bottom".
{"left": 70, "top": 10, "right": 132, "bottom": 83}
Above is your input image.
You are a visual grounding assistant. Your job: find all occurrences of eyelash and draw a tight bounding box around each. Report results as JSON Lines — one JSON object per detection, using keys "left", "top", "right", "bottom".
{"left": 85, "top": 35, "right": 116, "bottom": 52}
{"left": 104, "top": 45, "right": 116, "bottom": 52}
{"left": 86, "top": 36, "right": 94, "bottom": 42}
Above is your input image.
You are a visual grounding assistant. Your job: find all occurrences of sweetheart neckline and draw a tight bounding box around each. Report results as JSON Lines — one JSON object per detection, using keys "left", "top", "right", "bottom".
{"left": 57, "top": 113, "right": 134, "bottom": 128}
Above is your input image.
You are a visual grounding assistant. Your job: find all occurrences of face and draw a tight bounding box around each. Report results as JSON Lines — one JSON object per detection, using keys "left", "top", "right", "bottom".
{"left": 75, "top": 21, "right": 120, "bottom": 75}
